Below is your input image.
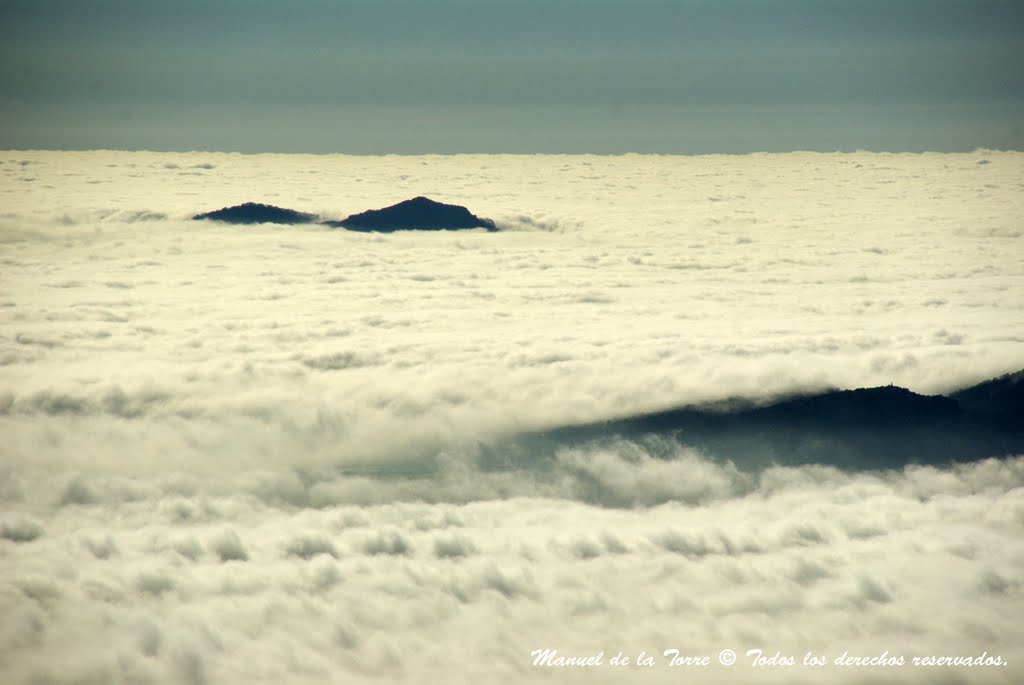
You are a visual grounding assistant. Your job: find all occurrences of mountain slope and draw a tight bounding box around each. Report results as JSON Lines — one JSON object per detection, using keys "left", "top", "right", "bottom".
{"left": 951, "top": 369, "right": 1024, "bottom": 419}
{"left": 492, "top": 370, "right": 1024, "bottom": 473}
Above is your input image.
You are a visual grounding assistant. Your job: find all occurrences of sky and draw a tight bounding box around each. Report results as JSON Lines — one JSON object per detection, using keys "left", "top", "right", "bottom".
{"left": 1, "top": 0, "right": 1023, "bottom": 153}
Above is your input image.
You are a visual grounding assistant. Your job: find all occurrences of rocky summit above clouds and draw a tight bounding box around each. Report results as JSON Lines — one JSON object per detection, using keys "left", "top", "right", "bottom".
{"left": 193, "top": 196, "right": 497, "bottom": 232}
{"left": 323, "top": 196, "right": 497, "bottom": 232}
{"left": 191, "top": 202, "right": 317, "bottom": 225}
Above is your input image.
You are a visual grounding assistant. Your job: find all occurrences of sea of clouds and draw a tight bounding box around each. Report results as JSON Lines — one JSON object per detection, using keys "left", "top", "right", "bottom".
{"left": 1, "top": 150, "right": 1022, "bottom": 683}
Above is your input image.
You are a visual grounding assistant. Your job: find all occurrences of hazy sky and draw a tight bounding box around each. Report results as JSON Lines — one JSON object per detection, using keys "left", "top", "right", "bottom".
{"left": 1, "top": 0, "right": 1022, "bottom": 153}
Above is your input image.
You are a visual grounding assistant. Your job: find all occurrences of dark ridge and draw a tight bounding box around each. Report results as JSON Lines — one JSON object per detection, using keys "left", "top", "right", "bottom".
{"left": 483, "top": 371, "right": 1024, "bottom": 474}
{"left": 744, "top": 385, "right": 961, "bottom": 424}
{"left": 324, "top": 196, "right": 497, "bottom": 232}
{"left": 951, "top": 369, "right": 1024, "bottom": 419}
{"left": 192, "top": 202, "right": 316, "bottom": 225}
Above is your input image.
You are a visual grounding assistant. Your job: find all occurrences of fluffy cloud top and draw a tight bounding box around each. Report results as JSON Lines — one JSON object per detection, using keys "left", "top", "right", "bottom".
{"left": 0, "top": 150, "right": 1022, "bottom": 683}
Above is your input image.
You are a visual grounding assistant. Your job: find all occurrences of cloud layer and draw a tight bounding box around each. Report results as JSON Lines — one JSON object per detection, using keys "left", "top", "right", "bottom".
{"left": 2, "top": 456, "right": 1023, "bottom": 684}
{"left": 1, "top": 150, "right": 1022, "bottom": 683}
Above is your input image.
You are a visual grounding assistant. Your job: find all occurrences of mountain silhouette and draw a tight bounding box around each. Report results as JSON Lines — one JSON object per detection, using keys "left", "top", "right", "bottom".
{"left": 484, "top": 370, "right": 1024, "bottom": 473}
{"left": 192, "top": 197, "right": 498, "bottom": 232}
{"left": 192, "top": 202, "right": 316, "bottom": 225}
{"left": 323, "top": 196, "right": 498, "bottom": 232}
{"left": 951, "top": 369, "right": 1024, "bottom": 419}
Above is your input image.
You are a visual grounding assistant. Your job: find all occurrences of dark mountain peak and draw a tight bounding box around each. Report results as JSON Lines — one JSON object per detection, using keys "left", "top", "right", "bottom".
{"left": 193, "top": 202, "right": 316, "bottom": 225}
{"left": 191, "top": 197, "right": 499, "bottom": 232}
{"left": 325, "top": 196, "right": 497, "bottom": 232}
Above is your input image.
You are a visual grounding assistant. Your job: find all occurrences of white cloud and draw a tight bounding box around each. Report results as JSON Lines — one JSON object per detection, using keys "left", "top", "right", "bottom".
{"left": 0, "top": 149, "right": 1022, "bottom": 683}
{"left": 2, "top": 457, "right": 1023, "bottom": 684}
